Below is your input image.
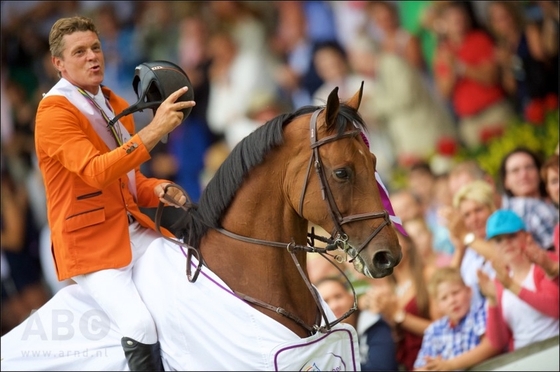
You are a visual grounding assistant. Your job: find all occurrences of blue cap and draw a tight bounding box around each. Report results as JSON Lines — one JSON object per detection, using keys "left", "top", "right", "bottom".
{"left": 486, "top": 209, "right": 526, "bottom": 240}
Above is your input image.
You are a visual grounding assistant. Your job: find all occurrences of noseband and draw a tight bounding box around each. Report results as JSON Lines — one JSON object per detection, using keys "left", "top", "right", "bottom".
{"left": 298, "top": 109, "right": 391, "bottom": 262}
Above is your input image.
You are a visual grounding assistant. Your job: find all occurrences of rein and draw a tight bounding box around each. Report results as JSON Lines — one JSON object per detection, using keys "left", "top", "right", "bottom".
{"left": 154, "top": 108, "right": 392, "bottom": 335}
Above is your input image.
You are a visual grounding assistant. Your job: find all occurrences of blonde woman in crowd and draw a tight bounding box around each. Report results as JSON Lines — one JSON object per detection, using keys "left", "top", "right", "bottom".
{"left": 445, "top": 180, "right": 498, "bottom": 307}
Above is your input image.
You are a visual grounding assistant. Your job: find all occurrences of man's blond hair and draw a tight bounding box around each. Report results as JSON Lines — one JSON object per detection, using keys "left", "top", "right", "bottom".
{"left": 49, "top": 16, "right": 99, "bottom": 59}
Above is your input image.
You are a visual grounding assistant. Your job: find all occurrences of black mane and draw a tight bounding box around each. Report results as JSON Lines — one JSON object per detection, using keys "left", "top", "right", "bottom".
{"left": 175, "top": 103, "right": 367, "bottom": 247}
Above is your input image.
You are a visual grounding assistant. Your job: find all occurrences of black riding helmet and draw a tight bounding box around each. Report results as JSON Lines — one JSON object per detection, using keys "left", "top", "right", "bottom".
{"left": 110, "top": 60, "right": 194, "bottom": 126}
{"left": 131, "top": 60, "right": 195, "bottom": 118}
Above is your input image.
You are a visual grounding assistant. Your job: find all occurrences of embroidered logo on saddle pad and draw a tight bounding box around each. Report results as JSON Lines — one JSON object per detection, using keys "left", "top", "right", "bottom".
{"left": 271, "top": 325, "right": 359, "bottom": 371}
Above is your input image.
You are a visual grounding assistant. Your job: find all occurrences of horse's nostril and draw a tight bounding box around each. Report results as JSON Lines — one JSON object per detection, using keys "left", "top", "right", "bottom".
{"left": 373, "top": 251, "right": 395, "bottom": 270}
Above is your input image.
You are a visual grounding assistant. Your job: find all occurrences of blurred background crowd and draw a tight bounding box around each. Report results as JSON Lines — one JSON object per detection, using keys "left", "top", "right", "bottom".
{"left": 1, "top": 1, "right": 559, "bottom": 370}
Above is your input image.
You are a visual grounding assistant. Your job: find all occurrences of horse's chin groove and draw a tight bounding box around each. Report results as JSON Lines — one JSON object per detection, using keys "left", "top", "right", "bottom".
{"left": 368, "top": 267, "right": 394, "bottom": 279}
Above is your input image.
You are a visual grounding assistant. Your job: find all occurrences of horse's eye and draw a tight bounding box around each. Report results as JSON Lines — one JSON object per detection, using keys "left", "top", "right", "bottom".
{"left": 333, "top": 168, "right": 350, "bottom": 180}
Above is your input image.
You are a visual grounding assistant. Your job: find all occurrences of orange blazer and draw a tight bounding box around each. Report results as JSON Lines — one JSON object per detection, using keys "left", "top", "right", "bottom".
{"left": 35, "top": 84, "right": 175, "bottom": 281}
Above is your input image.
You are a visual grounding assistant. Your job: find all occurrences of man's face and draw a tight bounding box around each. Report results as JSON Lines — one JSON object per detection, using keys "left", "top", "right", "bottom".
{"left": 53, "top": 30, "right": 104, "bottom": 94}
{"left": 435, "top": 281, "right": 472, "bottom": 325}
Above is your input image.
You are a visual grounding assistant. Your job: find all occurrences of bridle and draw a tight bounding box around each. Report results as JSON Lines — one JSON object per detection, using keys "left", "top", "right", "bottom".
{"left": 299, "top": 109, "right": 391, "bottom": 261}
{"left": 155, "top": 108, "right": 392, "bottom": 335}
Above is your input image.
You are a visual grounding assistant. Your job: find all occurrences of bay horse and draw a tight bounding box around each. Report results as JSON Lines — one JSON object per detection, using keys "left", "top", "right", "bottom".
{"left": 0, "top": 84, "right": 401, "bottom": 371}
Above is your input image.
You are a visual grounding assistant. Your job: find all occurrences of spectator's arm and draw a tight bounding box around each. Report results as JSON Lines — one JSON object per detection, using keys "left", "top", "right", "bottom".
{"left": 460, "top": 59, "right": 500, "bottom": 86}
{"left": 398, "top": 310, "right": 433, "bottom": 337}
{"left": 449, "top": 242, "right": 467, "bottom": 270}
{"left": 433, "top": 46, "right": 457, "bottom": 99}
{"left": 469, "top": 238, "right": 497, "bottom": 262}
{"left": 524, "top": 235, "right": 559, "bottom": 279}
{"left": 525, "top": 23, "right": 547, "bottom": 62}
{"left": 477, "top": 270, "right": 511, "bottom": 350}
{"left": 508, "top": 268, "right": 560, "bottom": 318}
{"left": 495, "top": 45, "right": 517, "bottom": 96}
{"left": 485, "top": 291, "right": 511, "bottom": 350}
{"left": 413, "top": 324, "right": 437, "bottom": 370}
{"left": 445, "top": 336, "right": 502, "bottom": 370}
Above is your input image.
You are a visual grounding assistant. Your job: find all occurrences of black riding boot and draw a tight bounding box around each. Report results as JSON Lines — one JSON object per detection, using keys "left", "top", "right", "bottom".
{"left": 121, "top": 337, "right": 164, "bottom": 371}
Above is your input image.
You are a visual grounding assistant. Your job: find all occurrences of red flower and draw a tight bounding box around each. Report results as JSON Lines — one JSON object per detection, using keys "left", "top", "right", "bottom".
{"left": 544, "top": 93, "right": 559, "bottom": 111}
{"left": 524, "top": 98, "right": 545, "bottom": 124}
{"left": 479, "top": 126, "right": 505, "bottom": 144}
{"left": 436, "top": 136, "right": 458, "bottom": 157}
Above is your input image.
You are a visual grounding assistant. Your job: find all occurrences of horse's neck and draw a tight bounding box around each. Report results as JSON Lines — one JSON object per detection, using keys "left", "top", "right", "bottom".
{"left": 200, "top": 174, "right": 318, "bottom": 337}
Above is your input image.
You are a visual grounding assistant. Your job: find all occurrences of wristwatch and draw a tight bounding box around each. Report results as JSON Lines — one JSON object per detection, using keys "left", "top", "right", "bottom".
{"left": 463, "top": 232, "right": 476, "bottom": 246}
{"left": 393, "top": 310, "right": 406, "bottom": 324}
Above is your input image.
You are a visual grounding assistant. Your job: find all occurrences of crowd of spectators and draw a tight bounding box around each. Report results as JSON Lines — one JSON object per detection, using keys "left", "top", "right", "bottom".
{"left": 1, "top": 1, "right": 559, "bottom": 370}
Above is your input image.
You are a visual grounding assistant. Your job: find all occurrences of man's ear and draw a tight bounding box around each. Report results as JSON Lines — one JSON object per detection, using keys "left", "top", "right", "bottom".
{"left": 52, "top": 56, "right": 62, "bottom": 74}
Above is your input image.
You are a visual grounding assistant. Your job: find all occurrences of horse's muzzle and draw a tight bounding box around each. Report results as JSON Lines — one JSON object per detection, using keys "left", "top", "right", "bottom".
{"left": 371, "top": 249, "right": 401, "bottom": 277}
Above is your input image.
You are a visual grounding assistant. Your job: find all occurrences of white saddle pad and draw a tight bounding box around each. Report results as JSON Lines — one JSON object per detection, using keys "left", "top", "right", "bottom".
{"left": 1, "top": 237, "right": 360, "bottom": 371}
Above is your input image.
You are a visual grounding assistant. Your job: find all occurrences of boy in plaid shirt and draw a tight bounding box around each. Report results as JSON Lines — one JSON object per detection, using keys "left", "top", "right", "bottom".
{"left": 414, "top": 267, "right": 500, "bottom": 370}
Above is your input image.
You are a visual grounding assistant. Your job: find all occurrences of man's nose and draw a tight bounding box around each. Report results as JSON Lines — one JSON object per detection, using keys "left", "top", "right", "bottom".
{"left": 86, "top": 49, "right": 97, "bottom": 59}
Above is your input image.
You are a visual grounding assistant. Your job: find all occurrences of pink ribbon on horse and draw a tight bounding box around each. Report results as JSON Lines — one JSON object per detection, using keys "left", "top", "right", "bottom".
{"left": 360, "top": 132, "right": 407, "bottom": 236}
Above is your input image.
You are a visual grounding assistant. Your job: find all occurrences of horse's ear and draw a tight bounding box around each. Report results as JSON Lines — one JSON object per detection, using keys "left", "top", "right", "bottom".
{"left": 325, "top": 86, "right": 340, "bottom": 130}
{"left": 346, "top": 81, "right": 364, "bottom": 111}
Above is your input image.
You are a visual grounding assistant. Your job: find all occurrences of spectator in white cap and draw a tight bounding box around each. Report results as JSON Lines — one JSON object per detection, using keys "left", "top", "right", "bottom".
{"left": 477, "top": 209, "right": 559, "bottom": 353}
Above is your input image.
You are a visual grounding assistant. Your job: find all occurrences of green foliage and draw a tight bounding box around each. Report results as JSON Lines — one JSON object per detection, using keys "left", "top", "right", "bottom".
{"left": 463, "top": 109, "right": 559, "bottom": 182}
{"left": 388, "top": 109, "right": 559, "bottom": 190}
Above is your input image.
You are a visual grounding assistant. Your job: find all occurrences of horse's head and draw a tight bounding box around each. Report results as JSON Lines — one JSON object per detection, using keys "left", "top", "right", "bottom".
{"left": 289, "top": 83, "right": 401, "bottom": 278}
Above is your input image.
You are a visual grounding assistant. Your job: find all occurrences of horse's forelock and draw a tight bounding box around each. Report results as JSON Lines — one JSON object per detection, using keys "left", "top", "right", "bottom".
{"left": 333, "top": 105, "right": 366, "bottom": 136}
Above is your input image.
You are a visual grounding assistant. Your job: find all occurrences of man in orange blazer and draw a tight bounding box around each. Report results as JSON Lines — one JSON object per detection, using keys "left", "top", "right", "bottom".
{"left": 35, "top": 16, "right": 195, "bottom": 371}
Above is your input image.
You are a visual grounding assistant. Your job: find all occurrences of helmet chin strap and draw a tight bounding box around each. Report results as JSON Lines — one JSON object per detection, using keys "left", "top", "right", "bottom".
{"left": 108, "top": 99, "right": 166, "bottom": 143}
